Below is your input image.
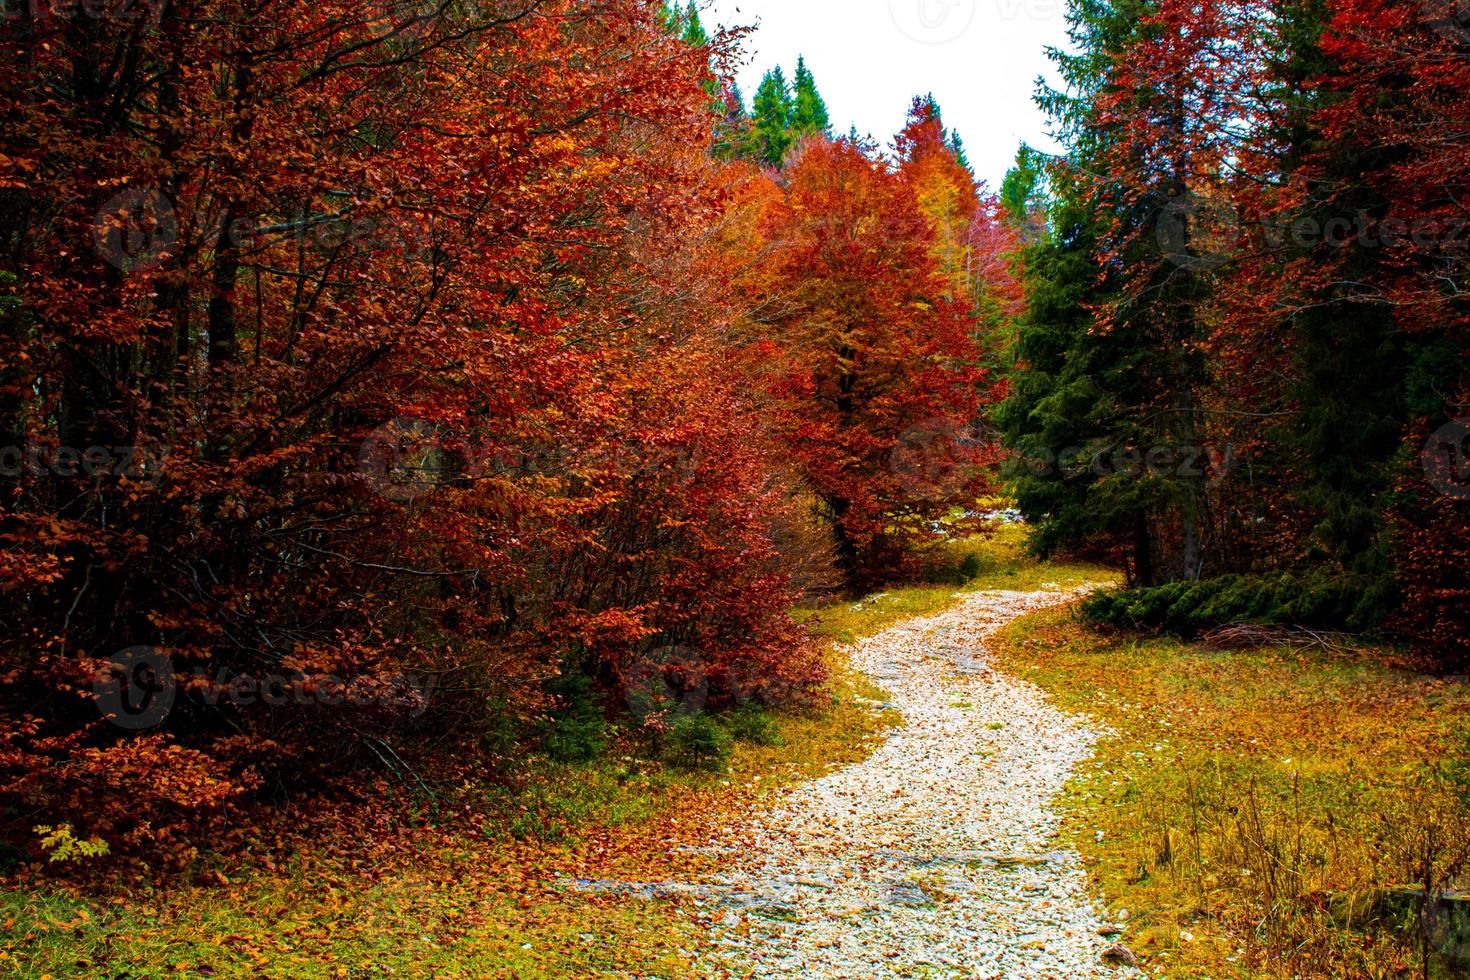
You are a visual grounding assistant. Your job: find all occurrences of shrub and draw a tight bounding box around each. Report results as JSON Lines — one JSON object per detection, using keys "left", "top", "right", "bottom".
{"left": 1081, "top": 571, "right": 1394, "bottom": 637}
{"left": 723, "top": 705, "right": 782, "bottom": 747}
{"left": 661, "top": 713, "right": 732, "bottom": 773}
{"left": 539, "top": 671, "right": 608, "bottom": 764}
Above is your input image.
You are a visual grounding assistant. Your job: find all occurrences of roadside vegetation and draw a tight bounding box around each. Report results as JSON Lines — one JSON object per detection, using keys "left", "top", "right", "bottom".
{"left": 0, "top": 529, "right": 1113, "bottom": 978}
{"left": 993, "top": 606, "right": 1470, "bottom": 978}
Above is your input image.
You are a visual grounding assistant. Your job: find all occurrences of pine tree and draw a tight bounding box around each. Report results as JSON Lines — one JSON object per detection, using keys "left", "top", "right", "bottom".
{"left": 681, "top": 0, "right": 707, "bottom": 46}
{"left": 999, "top": 0, "right": 1221, "bottom": 585}
{"left": 947, "top": 131, "right": 971, "bottom": 173}
{"left": 999, "top": 145, "right": 1045, "bottom": 225}
{"left": 790, "top": 56, "right": 831, "bottom": 138}
{"left": 752, "top": 67, "right": 794, "bottom": 167}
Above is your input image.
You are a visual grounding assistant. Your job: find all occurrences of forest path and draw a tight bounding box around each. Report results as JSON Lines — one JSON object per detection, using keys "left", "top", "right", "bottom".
{"left": 691, "top": 587, "right": 1133, "bottom": 978}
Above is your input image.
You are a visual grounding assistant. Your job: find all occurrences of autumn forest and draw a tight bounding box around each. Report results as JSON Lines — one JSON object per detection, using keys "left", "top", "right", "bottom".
{"left": 1, "top": 0, "right": 1468, "bottom": 976}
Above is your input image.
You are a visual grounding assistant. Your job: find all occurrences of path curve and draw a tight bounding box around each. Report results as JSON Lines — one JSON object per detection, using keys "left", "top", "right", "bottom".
{"left": 698, "top": 588, "right": 1132, "bottom": 979}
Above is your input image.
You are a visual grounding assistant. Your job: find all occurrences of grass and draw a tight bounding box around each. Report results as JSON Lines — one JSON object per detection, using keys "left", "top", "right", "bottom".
{"left": 0, "top": 654, "right": 891, "bottom": 979}
{"left": 992, "top": 606, "right": 1470, "bottom": 979}
{"left": 0, "top": 527, "right": 1112, "bottom": 979}
{"left": 1, "top": 605, "right": 904, "bottom": 980}
{"left": 794, "top": 523, "right": 1116, "bottom": 646}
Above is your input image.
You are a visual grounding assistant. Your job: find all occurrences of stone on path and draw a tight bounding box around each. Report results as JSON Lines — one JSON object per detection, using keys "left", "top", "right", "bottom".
{"left": 688, "top": 587, "right": 1138, "bottom": 978}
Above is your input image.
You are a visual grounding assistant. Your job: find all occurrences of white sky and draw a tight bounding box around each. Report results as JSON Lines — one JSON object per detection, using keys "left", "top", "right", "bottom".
{"left": 704, "top": 0, "right": 1070, "bottom": 190}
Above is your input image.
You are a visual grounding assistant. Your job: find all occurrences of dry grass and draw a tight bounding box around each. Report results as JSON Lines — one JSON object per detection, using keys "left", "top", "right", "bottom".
{"left": 992, "top": 607, "right": 1470, "bottom": 979}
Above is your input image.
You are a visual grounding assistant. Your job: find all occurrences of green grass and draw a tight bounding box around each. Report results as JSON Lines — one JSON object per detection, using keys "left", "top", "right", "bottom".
{"left": 992, "top": 608, "right": 1470, "bottom": 978}
{"left": 795, "top": 523, "right": 1116, "bottom": 645}
{"left": 0, "top": 880, "right": 699, "bottom": 979}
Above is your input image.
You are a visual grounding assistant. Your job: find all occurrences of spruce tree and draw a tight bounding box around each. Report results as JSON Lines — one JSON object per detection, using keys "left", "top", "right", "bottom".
{"left": 999, "top": 145, "right": 1045, "bottom": 224}
{"left": 998, "top": 0, "right": 1216, "bottom": 585}
{"left": 791, "top": 56, "right": 831, "bottom": 138}
{"left": 680, "top": 1, "right": 707, "bottom": 46}
{"left": 752, "top": 68, "right": 794, "bottom": 167}
{"left": 946, "top": 132, "right": 971, "bottom": 173}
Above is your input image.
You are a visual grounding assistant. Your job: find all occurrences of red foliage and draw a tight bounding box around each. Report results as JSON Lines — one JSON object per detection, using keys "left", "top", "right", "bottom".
{"left": 0, "top": 1, "right": 829, "bottom": 858}
{"left": 737, "top": 137, "right": 998, "bottom": 583}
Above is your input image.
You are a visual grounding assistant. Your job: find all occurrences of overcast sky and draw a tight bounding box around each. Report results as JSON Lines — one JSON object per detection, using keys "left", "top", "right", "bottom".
{"left": 704, "top": 0, "right": 1071, "bottom": 190}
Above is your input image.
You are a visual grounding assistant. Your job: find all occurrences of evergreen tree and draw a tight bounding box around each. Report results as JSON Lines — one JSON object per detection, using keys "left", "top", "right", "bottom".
{"left": 947, "top": 131, "right": 972, "bottom": 173}
{"left": 999, "top": 145, "right": 1045, "bottom": 224}
{"left": 680, "top": 0, "right": 707, "bottom": 46}
{"left": 790, "top": 56, "right": 831, "bottom": 137}
{"left": 714, "top": 81, "right": 754, "bottom": 161}
{"left": 1265, "top": 0, "right": 1406, "bottom": 581}
{"left": 752, "top": 67, "right": 794, "bottom": 167}
{"left": 999, "top": 0, "right": 1222, "bottom": 585}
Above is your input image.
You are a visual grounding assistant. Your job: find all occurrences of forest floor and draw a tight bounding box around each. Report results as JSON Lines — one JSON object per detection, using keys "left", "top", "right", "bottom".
{"left": 20, "top": 529, "right": 1462, "bottom": 977}
{"left": 672, "top": 586, "right": 1135, "bottom": 978}
{"left": 0, "top": 535, "right": 1134, "bottom": 978}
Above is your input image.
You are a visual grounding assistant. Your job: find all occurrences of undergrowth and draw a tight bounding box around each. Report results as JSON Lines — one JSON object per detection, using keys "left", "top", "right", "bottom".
{"left": 993, "top": 607, "right": 1470, "bottom": 978}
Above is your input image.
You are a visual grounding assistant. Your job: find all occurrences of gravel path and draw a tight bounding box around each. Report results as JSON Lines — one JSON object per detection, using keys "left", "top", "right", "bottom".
{"left": 694, "top": 587, "right": 1133, "bottom": 979}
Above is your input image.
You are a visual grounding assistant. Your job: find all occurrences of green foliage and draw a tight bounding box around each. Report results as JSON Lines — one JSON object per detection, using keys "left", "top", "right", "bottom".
{"left": 999, "top": 144, "right": 1046, "bottom": 224}
{"left": 747, "top": 56, "right": 832, "bottom": 167}
{"left": 790, "top": 56, "right": 830, "bottom": 138}
{"left": 947, "top": 131, "right": 971, "bottom": 173}
{"left": 661, "top": 712, "right": 732, "bottom": 772}
{"left": 680, "top": 1, "right": 707, "bottom": 46}
{"left": 752, "top": 67, "right": 794, "bottom": 166}
{"left": 539, "top": 670, "right": 608, "bottom": 764}
{"left": 1081, "top": 571, "right": 1396, "bottom": 636}
{"left": 723, "top": 705, "right": 781, "bottom": 747}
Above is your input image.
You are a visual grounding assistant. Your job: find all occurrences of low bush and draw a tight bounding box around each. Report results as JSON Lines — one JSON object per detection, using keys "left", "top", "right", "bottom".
{"left": 538, "top": 671, "right": 609, "bottom": 764}
{"left": 1081, "top": 571, "right": 1394, "bottom": 637}
{"left": 660, "top": 713, "right": 732, "bottom": 773}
